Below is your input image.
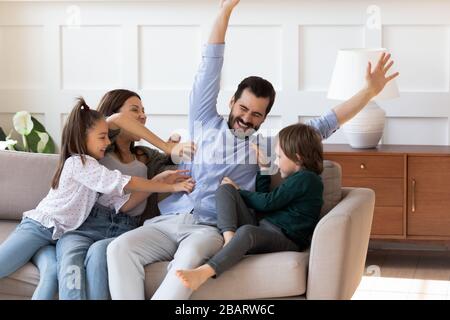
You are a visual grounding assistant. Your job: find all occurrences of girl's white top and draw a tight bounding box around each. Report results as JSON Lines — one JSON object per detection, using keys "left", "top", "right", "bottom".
{"left": 24, "top": 155, "right": 131, "bottom": 239}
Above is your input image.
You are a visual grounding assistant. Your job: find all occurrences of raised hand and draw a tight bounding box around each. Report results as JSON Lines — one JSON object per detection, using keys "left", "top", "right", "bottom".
{"left": 251, "top": 143, "right": 271, "bottom": 169}
{"left": 221, "top": 176, "right": 240, "bottom": 190}
{"left": 365, "top": 52, "right": 400, "bottom": 97}
{"left": 220, "top": 0, "right": 240, "bottom": 10}
{"left": 153, "top": 169, "right": 191, "bottom": 184}
{"left": 173, "top": 178, "right": 196, "bottom": 193}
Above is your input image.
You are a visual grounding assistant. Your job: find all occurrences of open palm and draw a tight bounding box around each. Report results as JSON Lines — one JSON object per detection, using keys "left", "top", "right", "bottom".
{"left": 366, "top": 52, "right": 400, "bottom": 96}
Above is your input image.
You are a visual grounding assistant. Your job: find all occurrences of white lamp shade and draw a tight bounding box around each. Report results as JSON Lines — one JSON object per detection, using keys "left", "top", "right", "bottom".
{"left": 327, "top": 48, "right": 399, "bottom": 101}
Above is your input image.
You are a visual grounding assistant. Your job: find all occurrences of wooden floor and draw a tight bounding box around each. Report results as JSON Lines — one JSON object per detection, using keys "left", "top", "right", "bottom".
{"left": 352, "top": 249, "right": 450, "bottom": 300}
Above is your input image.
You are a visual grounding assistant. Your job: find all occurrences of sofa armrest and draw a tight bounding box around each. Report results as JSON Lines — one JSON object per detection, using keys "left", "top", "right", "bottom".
{"left": 306, "top": 187, "right": 375, "bottom": 300}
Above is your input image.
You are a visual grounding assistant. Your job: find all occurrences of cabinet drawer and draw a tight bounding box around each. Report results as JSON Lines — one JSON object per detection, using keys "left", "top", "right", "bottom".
{"left": 371, "top": 207, "right": 403, "bottom": 236}
{"left": 325, "top": 155, "right": 404, "bottom": 178}
{"left": 343, "top": 177, "right": 404, "bottom": 207}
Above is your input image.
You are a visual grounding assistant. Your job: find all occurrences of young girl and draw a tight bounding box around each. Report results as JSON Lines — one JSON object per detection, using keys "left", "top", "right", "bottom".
{"left": 0, "top": 98, "right": 194, "bottom": 298}
{"left": 175, "top": 123, "right": 323, "bottom": 291}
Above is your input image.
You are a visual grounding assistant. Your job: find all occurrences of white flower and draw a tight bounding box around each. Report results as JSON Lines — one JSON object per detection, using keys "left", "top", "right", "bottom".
{"left": 13, "top": 111, "right": 34, "bottom": 136}
{"left": 36, "top": 131, "right": 49, "bottom": 153}
{"left": 0, "top": 139, "right": 17, "bottom": 151}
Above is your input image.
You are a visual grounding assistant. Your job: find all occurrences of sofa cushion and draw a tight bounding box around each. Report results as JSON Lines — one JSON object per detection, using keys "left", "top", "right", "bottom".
{"left": 0, "top": 217, "right": 308, "bottom": 299}
{"left": 144, "top": 251, "right": 309, "bottom": 299}
{"left": 0, "top": 151, "right": 59, "bottom": 221}
{"left": 320, "top": 160, "right": 342, "bottom": 218}
{"left": 0, "top": 221, "right": 40, "bottom": 298}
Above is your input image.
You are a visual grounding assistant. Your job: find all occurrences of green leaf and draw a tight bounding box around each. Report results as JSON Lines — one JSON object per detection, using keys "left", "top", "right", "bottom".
{"left": 0, "top": 127, "right": 6, "bottom": 141}
{"left": 25, "top": 117, "right": 56, "bottom": 154}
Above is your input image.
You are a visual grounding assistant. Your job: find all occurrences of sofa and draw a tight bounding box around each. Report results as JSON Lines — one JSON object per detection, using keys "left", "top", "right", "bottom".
{"left": 0, "top": 150, "right": 375, "bottom": 300}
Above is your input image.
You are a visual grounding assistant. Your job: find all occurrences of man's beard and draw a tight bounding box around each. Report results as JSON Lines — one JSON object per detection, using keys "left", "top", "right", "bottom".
{"left": 227, "top": 114, "right": 259, "bottom": 139}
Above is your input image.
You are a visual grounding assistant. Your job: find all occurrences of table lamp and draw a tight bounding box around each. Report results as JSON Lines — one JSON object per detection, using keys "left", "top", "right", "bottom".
{"left": 327, "top": 48, "right": 399, "bottom": 148}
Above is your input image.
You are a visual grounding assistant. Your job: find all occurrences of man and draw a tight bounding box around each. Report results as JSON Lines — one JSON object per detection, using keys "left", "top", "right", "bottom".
{"left": 107, "top": 0, "right": 399, "bottom": 300}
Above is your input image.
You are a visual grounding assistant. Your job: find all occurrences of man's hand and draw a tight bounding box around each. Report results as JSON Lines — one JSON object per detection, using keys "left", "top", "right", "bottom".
{"left": 365, "top": 52, "right": 400, "bottom": 97}
{"left": 221, "top": 176, "right": 240, "bottom": 190}
{"left": 209, "top": 0, "right": 240, "bottom": 44}
{"left": 251, "top": 143, "right": 270, "bottom": 169}
{"left": 220, "top": 0, "right": 240, "bottom": 11}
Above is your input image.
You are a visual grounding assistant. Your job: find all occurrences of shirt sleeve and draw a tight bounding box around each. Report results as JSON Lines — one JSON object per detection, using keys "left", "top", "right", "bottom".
{"left": 69, "top": 156, "right": 131, "bottom": 196}
{"left": 189, "top": 43, "right": 225, "bottom": 137}
{"left": 306, "top": 110, "right": 340, "bottom": 140}
{"left": 255, "top": 172, "right": 271, "bottom": 193}
{"left": 239, "top": 174, "right": 309, "bottom": 212}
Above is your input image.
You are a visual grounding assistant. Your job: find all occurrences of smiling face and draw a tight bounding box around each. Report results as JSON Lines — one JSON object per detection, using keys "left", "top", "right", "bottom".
{"left": 118, "top": 96, "right": 147, "bottom": 141}
{"left": 227, "top": 88, "right": 269, "bottom": 138}
{"left": 86, "top": 119, "right": 111, "bottom": 160}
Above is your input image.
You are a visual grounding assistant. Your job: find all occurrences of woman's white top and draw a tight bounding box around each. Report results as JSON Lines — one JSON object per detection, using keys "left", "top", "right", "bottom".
{"left": 24, "top": 155, "right": 131, "bottom": 239}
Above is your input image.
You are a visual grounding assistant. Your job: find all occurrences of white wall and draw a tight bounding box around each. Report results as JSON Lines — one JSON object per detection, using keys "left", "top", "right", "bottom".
{"left": 0, "top": 0, "right": 449, "bottom": 148}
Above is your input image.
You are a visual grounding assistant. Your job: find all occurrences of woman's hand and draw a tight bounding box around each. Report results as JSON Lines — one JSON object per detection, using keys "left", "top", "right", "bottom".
{"left": 221, "top": 176, "right": 240, "bottom": 190}
{"left": 172, "top": 178, "right": 196, "bottom": 193}
{"left": 153, "top": 169, "right": 191, "bottom": 184}
{"left": 166, "top": 141, "right": 197, "bottom": 164}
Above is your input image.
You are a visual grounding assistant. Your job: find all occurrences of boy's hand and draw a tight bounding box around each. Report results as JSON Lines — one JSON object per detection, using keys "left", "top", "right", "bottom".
{"left": 365, "top": 52, "right": 400, "bottom": 97}
{"left": 221, "top": 177, "right": 240, "bottom": 190}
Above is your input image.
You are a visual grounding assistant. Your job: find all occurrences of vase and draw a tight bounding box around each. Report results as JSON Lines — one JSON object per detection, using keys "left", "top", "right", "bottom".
{"left": 343, "top": 101, "right": 385, "bottom": 148}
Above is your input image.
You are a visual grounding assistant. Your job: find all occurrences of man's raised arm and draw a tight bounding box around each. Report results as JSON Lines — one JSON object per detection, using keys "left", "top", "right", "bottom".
{"left": 307, "top": 52, "right": 399, "bottom": 140}
{"left": 188, "top": 0, "right": 241, "bottom": 136}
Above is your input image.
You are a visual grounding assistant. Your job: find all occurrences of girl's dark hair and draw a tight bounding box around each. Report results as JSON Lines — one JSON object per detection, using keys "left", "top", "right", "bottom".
{"left": 97, "top": 89, "right": 142, "bottom": 158}
{"left": 278, "top": 123, "right": 324, "bottom": 175}
{"left": 51, "top": 98, "right": 104, "bottom": 189}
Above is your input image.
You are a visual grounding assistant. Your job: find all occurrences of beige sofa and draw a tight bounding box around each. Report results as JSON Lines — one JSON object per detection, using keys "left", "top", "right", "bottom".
{"left": 0, "top": 150, "right": 375, "bottom": 300}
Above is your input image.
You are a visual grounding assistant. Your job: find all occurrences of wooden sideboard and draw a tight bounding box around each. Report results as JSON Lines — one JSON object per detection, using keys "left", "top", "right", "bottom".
{"left": 324, "top": 144, "right": 450, "bottom": 241}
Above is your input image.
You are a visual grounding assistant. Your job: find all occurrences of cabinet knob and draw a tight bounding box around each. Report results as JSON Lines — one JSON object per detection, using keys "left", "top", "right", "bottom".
{"left": 360, "top": 163, "right": 366, "bottom": 169}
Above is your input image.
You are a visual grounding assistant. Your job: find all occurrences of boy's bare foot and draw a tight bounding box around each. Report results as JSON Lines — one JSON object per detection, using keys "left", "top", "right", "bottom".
{"left": 176, "top": 265, "right": 216, "bottom": 291}
{"left": 223, "top": 231, "right": 235, "bottom": 247}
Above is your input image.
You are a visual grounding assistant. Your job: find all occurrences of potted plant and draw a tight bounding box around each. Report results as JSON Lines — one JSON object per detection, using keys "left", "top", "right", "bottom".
{"left": 0, "top": 111, "right": 55, "bottom": 153}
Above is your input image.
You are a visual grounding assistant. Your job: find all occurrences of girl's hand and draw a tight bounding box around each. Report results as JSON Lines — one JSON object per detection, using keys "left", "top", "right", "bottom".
{"left": 251, "top": 143, "right": 271, "bottom": 169}
{"left": 153, "top": 169, "right": 191, "bottom": 184}
{"left": 221, "top": 177, "right": 240, "bottom": 190}
{"left": 166, "top": 141, "right": 197, "bottom": 164}
{"left": 173, "top": 178, "right": 196, "bottom": 193}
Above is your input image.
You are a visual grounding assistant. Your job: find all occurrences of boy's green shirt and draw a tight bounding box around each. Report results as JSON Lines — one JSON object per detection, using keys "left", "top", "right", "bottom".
{"left": 239, "top": 169, "right": 323, "bottom": 248}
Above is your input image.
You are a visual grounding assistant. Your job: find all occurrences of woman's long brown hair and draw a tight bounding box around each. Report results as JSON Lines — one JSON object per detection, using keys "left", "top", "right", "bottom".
{"left": 51, "top": 98, "right": 104, "bottom": 189}
{"left": 96, "top": 89, "right": 142, "bottom": 160}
